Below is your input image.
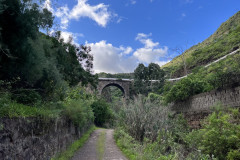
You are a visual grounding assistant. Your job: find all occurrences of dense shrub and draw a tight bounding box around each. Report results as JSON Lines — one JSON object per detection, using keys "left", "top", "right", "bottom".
{"left": 0, "top": 92, "right": 61, "bottom": 119}
{"left": 12, "top": 89, "right": 42, "bottom": 105}
{"left": 63, "top": 99, "right": 94, "bottom": 127}
{"left": 90, "top": 99, "right": 114, "bottom": 127}
{"left": 163, "top": 77, "right": 208, "bottom": 103}
{"left": 0, "top": 87, "right": 96, "bottom": 129}
{"left": 114, "top": 119, "right": 188, "bottom": 160}
{"left": 185, "top": 106, "right": 240, "bottom": 160}
{"left": 118, "top": 95, "right": 171, "bottom": 141}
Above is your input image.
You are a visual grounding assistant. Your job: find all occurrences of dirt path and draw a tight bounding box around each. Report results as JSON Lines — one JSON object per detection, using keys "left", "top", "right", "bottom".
{"left": 71, "top": 129, "right": 127, "bottom": 160}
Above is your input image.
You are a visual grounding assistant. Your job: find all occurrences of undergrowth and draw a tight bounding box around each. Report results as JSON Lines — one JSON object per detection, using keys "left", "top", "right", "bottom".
{"left": 114, "top": 102, "right": 240, "bottom": 160}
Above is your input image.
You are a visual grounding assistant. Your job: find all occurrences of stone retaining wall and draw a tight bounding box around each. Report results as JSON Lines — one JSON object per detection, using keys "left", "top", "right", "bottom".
{"left": 0, "top": 117, "right": 92, "bottom": 160}
{"left": 170, "top": 86, "right": 240, "bottom": 128}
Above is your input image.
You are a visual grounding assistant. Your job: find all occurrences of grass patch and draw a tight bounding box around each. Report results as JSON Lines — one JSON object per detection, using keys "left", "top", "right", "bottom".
{"left": 0, "top": 100, "right": 61, "bottom": 119}
{"left": 114, "top": 128, "right": 142, "bottom": 160}
{"left": 52, "top": 126, "right": 96, "bottom": 160}
{"left": 114, "top": 128, "right": 178, "bottom": 160}
{"left": 97, "top": 129, "right": 106, "bottom": 160}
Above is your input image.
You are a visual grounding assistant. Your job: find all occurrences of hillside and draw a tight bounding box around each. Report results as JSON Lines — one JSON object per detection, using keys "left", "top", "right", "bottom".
{"left": 163, "top": 11, "right": 240, "bottom": 78}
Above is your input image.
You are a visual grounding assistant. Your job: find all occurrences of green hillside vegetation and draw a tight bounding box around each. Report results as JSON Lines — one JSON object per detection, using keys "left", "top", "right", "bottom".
{"left": 163, "top": 11, "right": 240, "bottom": 78}
{"left": 97, "top": 72, "right": 134, "bottom": 79}
{"left": 163, "top": 51, "right": 240, "bottom": 103}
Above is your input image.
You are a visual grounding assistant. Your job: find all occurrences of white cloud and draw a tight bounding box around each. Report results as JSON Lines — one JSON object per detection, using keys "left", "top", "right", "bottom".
{"left": 55, "top": 6, "right": 70, "bottom": 29}
{"left": 135, "top": 33, "right": 151, "bottom": 40}
{"left": 85, "top": 34, "right": 168, "bottom": 73}
{"left": 120, "top": 46, "right": 133, "bottom": 54}
{"left": 69, "top": 0, "right": 111, "bottom": 27}
{"left": 44, "top": 0, "right": 112, "bottom": 29}
{"left": 60, "top": 31, "right": 84, "bottom": 45}
{"left": 43, "top": 0, "right": 54, "bottom": 13}
{"left": 134, "top": 47, "right": 168, "bottom": 64}
{"left": 136, "top": 33, "right": 159, "bottom": 48}
{"left": 86, "top": 41, "right": 137, "bottom": 73}
{"left": 134, "top": 33, "right": 168, "bottom": 64}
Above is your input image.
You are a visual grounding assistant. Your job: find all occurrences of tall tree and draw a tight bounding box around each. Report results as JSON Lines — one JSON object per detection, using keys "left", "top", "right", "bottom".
{"left": 133, "top": 63, "right": 165, "bottom": 95}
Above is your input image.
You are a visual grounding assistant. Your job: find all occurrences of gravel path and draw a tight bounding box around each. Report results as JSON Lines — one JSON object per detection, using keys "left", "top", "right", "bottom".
{"left": 71, "top": 129, "right": 127, "bottom": 160}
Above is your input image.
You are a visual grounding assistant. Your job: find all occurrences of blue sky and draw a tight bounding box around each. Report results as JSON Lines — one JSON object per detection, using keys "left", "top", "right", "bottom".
{"left": 43, "top": 0, "right": 240, "bottom": 73}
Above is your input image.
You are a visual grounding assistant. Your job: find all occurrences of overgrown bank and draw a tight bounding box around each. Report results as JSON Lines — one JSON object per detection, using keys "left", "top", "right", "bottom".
{"left": 113, "top": 97, "right": 240, "bottom": 160}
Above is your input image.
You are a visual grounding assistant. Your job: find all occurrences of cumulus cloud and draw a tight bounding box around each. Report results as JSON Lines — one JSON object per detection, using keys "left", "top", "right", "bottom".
{"left": 86, "top": 41, "right": 137, "bottom": 73}
{"left": 69, "top": 0, "right": 111, "bottom": 27}
{"left": 134, "top": 47, "right": 168, "bottom": 64}
{"left": 43, "top": 0, "right": 112, "bottom": 29}
{"left": 120, "top": 46, "right": 133, "bottom": 54}
{"left": 85, "top": 34, "right": 169, "bottom": 73}
{"left": 134, "top": 33, "right": 168, "bottom": 64}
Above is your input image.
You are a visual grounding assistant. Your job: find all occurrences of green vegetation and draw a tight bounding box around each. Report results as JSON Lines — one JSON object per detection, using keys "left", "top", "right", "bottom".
{"left": 102, "top": 86, "right": 124, "bottom": 103}
{"left": 114, "top": 98, "right": 240, "bottom": 160}
{"left": 163, "top": 52, "right": 240, "bottom": 103}
{"left": 111, "top": 11, "right": 240, "bottom": 160}
{"left": 91, "top": 99, "right": 114, "bottom": 127}
{"left": 97, "top": 72, "right": 134, "bottom": 79}
{"left": 0, "top": 0, "right": 101, "bottom": 126}
{"left": 114, "top": 95, "right": 189, "bottom": 159}
{"left": 52, "top": 126, "right": 96, "bottom": 160}
{"left": 97, "top": 130, "right": 106, "bottom": 160}
{"left": 0, "top": 0, "right": 97, "bottom": 106}
{"left": 1, "top": 1, "right": 240, "bottom": 160}
{"left": 0, "top": 87, "right": 96, "bottom": 126}
{"left": 163, "top": 11, "right": 240, "bottom": 78}
{"left": 186, "top": 106, "right": 240, "bottom": 160}
{"left": 133, "top": 63, "right": 165, "bottom": 96}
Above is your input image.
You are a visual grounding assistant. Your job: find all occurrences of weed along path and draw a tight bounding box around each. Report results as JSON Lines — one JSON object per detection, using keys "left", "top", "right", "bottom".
{"left": 72, "top": 129, "right": 127, "bottom": 160}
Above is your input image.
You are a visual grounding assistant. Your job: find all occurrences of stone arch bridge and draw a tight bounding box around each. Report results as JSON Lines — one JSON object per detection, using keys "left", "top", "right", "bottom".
{"left": 98, "top": 78, "right": 133, "bottom": 98}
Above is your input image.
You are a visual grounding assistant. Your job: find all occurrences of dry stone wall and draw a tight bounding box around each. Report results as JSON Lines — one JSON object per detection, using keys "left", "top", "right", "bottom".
{"left": 170, "top": 86, "right": 240, "bottom": 128}
{"left": 0, "top": 117, "right": 92, "bottom": 160}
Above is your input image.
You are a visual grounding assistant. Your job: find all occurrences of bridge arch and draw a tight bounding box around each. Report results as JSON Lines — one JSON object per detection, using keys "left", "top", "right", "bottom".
{"left": 97, "top": 78, "right": 132, "bottom": 99}
{"left": 101, "top": 83, "right": 125, "bottom": 97}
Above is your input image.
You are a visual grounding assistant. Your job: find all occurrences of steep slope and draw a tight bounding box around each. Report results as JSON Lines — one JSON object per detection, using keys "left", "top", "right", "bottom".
{"left": 163, "top": 11, "right": 240, "bottom": 78}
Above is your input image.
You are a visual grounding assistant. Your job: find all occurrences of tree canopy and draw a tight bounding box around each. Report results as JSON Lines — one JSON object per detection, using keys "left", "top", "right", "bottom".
{"left": 133, "top": 63, "right": 165, "bottom": 95}
{"left": 0, "top": 0, "right": 97, "bottom": 104}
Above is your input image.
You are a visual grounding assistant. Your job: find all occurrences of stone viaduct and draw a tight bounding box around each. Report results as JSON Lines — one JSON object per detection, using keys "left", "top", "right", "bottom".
{"left": 97, "top": 78, "right": 133, "bottom": 98}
